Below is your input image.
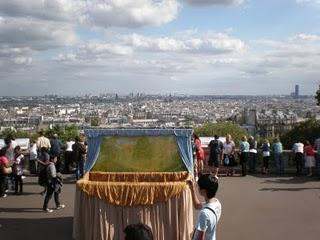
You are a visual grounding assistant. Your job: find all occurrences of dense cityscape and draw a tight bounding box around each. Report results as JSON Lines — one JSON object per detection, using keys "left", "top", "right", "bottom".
{"left": 0, "top": 85, "right": 318, "bottom": 138}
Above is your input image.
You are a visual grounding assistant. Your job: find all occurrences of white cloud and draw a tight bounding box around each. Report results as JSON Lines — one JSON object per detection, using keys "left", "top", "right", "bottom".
{"left": 296, "top": 0, "right": 320, "bottom": 6}
{"left": 0, "top": 17, "right": 77, "bottom": 50}
{"left": 0, "top": 16, "right": 77, "bottom": 70}
{"left": 0, "top": 47, "right": 32, "bottom": 67}
{"left": 54, "top": 53, "right": 77, "bottom": 62}
{"left": 12, "top": 57, "right": 32, "bottom": 65}
{"left": 0, "top": 0, "right": 179, "bottom": 29}
{"left": 50, "top": 30, "right": 247, "bottom": 89}
{"left": 82, "top": 43, "right": 133, "bottom": 55}
{"left": 238, "top": 34, "right": 320, "bottom": 78}
{"left": 86, "top": 0, "right": 179, "bottom": 28}
{"left": 0, "top": 0, "right": 85, "bottom": 21}
{"left": 0, "top": 47, "right": 31, "bottom": 57}
{"left": 54, "top": 42, "right": 133, "bottom": 64}
{"left": 124, "top": 32, "right": 245, "bottom": 54}
{"left": 125, "top": 34, "right": 188, "bottom": 51}
{"left": 291, "top": 33, "right": 320, "bottom": 41}
{"left": 183, "top": 0, "right": 244, "bottom": 6}
{"left": 53, "top": 31, "right": 245, "bottom": 69}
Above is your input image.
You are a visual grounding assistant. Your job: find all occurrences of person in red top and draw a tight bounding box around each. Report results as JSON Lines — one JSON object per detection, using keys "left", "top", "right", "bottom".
{"left": 0, "top": 148, "right": 13, "bottom": 198}
{"left": 194, "top": 134, "right": 205, "bottom": 178}
{"left": 304, "top": 141, "right": 315, "bottom": 176}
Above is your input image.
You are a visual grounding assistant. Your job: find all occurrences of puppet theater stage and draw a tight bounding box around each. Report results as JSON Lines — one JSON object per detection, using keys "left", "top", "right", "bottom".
{"left": 73, "top": 129, "right": 195, "bottom": 240}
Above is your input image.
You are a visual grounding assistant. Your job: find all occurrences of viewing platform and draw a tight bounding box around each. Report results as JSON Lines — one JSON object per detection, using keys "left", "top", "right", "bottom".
{"left": 0, "top": 174, "right": 319, "bottom": 240}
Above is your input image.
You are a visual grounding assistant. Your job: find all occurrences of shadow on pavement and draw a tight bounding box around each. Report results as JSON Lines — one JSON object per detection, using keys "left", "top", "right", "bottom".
{"left": 62, "top": 175, "right": 77, "bottom": 184}
{"left": 22, "top": 181, "right": 41, "bottom": 186}
{"left": 3, "top": 192, "right": 40, "bottom": 196}
{"left": 261, "top": 176, "right": 320, "bottom": 184}
{"left": 0, "top": 207, "right": 45, "bottom": 213}
{"left": 259, "top": 187, "right": 320, "bottom": 192}
{"left": 0, "top": 217, "right": 73, "bottom": 240}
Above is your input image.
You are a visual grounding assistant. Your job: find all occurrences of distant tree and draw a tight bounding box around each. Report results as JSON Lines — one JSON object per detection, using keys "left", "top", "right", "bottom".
{"left": 1, "top": 125, "right": 80, "bottom": 143}
{"left": 63, "top": 125, "right": 80, "bottom": 141}
{"left": 0, "top": 128, "right": 30, "bottom": 139}
{"left": 194, "top": 122, "right": 247, "bottom": 146}
{"left": 280, "top": 119, "right": 320, "bottom": 149}
{"left": 316, "top": 85, "right": 320, "bottom": 106}
{"left": 44, "top": 128, "right": 57, "bottom": 139}
{"left": 44, "top": 125, "right": 80, "bottom": 141}
{"left": 91, "top": 117, "right": 100, "bottom": 127}
{"left": 0, "top": 128, "right": 16, "bottom": 139}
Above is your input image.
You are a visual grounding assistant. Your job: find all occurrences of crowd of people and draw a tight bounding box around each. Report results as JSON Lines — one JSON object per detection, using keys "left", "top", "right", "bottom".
{"left": 2, "top": 131, "right": 320, "bottom": 239}
{"left": 193, "top": 134, "right": 320, "bottom": 178}
{"left": 0, "top": 131, "right": 87, "bottom": 213}
{"left": 190, "top": 134, "right": 320, "bottom": 239}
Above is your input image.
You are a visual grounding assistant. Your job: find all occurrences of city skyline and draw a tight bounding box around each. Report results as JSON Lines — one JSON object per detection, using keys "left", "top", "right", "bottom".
{"left": 0, "top": 0, "right": 320, "bottom": 96}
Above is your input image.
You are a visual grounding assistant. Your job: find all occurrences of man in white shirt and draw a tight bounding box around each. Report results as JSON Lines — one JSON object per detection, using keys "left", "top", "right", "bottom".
{"left": 292, "top": 141, "right": 304, "bottom": 176}
{"left": 29, "top": 140, "right": 38, "bottom": 173}
{"left": 189, "top": 174, "right": 222, "bottom": 240}
{"left": 36, "top": 130, "right": 51, "bottom": 151}
{"left": 64, "top": 138, "right": 75, "bottom": 173}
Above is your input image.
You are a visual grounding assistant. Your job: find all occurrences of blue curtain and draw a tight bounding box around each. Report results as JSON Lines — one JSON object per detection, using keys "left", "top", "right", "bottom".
{"left": 84, "top": 136, "right": 102, "bottom": 172}
{"left": 85, "top": 128, "right": 192, "bottom": 138}
{"left": 175, "top": 135, "right": 193, "bottom": 173}
{"left": 84, "top": 128, "right": 194, "bottom": 173}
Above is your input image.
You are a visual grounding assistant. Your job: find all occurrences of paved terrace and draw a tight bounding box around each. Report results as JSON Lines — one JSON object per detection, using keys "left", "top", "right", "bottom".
{"left": 0, "top": 174, "right": 319, "bottom": 240}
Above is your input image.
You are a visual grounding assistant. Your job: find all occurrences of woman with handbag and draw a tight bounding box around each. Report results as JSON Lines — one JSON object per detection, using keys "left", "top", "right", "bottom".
{"left": 0, "top": 148, "right": 13, "bottom": 198}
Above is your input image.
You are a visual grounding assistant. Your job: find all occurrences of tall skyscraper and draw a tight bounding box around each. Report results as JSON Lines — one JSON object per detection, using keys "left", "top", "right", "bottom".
{"left": 295, "top": 84, "right": 299, "bottom": 98}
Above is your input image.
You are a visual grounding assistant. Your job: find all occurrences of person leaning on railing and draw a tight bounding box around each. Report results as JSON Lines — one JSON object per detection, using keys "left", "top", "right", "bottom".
{"left": 239, "top": 136, "right": 249, "bottom": 176}
{"left": 222, "top": 134, "right": 236, "bottom": 176}
{"left": 72, "top": 136, "right": 87, "bottom": 180}
{"left": 292, "top": 141, "right": 304, "bottom": 176}
{"left": 304, "top": 141, "right": 315, "bottom": 177}
{"left": 314, "top": 138, "right": 320, "bottom": 178}
{"left": 261, "top": 139, "right": 271, "bottom": 175}
{"left": 272, "top": 138, "right": 284, "bottom": 175}
{"left": 193, "top": 134, "right": 205, "bottom": 178}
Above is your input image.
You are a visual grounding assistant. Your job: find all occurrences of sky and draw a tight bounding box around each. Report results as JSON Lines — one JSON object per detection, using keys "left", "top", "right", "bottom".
{"left": 0, "top": 0, "right": 319, "bottom": 96}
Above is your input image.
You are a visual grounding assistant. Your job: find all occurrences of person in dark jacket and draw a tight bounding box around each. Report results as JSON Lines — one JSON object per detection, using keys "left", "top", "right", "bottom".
{"left": 50, "top": 134, "right": 64, "bottom": 173}
{"left": 208, "top": 135, "right": 223, "bottom": 178}
{"left": 248, "top": 136, "right": 257, "bottom": 174}
{"left": 38, "top": 147, "right": 50, "bottom": 195}
{"left": 72, "top": 136, "right": 87, "bottom": 180}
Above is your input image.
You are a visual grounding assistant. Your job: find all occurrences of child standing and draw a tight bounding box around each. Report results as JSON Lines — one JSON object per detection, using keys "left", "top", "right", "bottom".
{"left": 13, "top": 146, "right": 24, "bottom": 195}
{"left": 189, "top": 174, "right": 222, "bottom": 240}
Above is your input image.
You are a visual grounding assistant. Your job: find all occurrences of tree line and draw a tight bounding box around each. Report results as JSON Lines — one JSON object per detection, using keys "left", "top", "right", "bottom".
{"left": 0, "top": 125, "right": 80, "bottom": 142}
{"left": 1, "top": 119, "right": 319, "bottom": 150}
